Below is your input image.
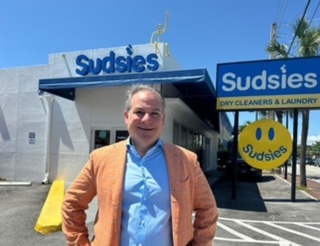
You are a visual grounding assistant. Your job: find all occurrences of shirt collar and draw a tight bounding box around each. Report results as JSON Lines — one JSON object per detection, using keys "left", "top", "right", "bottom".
{"left": 126, "top": 137, "right": 164, "bottom": 152}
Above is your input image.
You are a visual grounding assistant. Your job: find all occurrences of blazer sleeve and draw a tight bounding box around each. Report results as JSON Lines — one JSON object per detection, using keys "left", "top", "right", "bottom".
{"left": 191, "top": 154, "right": 219, "bottom": 246}
{"left": 61, "top": 158, "right": 97, "bottom": 246}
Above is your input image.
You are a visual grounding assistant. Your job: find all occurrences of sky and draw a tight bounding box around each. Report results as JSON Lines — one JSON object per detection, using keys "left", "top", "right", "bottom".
{"left": 1, "top": 0, "right": 320, "bottom": 145}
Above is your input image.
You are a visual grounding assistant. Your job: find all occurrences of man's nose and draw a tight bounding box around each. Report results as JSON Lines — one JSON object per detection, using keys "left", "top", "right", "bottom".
{"left": 141, "top": 113, "right": 152, "bottom": 122}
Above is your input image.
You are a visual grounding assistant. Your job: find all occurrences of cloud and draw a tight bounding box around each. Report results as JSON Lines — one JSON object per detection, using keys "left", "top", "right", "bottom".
{"left": 296, "top": 135, "right": 320, "bottom": 145}
{"left": 307, "top": 135, "right": 320, "bottom": 145}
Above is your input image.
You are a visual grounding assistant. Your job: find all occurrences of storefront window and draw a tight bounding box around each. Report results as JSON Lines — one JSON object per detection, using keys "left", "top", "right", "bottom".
{"left": 115, "top": 130, "right": 129, "bottom": 142}
{"left": 94, "top": 130, "right": 110, "bottom": 149}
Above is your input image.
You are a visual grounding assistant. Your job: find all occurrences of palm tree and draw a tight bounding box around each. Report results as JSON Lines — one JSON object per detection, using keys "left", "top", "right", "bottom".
{"left": 266, "top": 40, "right": 289, "bottom": 58}
{"left": 239, "top": 120, "right": 252, "bottom": 132}
{"left": 266, "top": 17, "right": 320, "bottom": 187}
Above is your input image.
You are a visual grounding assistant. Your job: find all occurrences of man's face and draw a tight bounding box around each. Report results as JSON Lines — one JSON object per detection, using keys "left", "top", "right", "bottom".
{"left": 124, "top": 90, "right": 165, "bottom": 151}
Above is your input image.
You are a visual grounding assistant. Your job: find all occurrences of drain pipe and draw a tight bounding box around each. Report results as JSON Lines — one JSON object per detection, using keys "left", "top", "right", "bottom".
{"left": 40, "top": 93, "right": 55, "bottom": 184}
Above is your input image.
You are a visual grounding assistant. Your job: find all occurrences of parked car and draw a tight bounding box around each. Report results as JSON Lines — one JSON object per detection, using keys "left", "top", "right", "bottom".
{"left": 226, "top": 140, "right": 262, "bottom": 181}
{"left": 305, "top": 157, "right": 315, "bottom": 166}
{"left": 287, "top": 158, "right": 292, "bottom": 166}
{"left": 225, "top": 154, "right": 262, "bottom": 181}
{"left": 287, "top": 158, "right": 302, "bottom": 166}
{"left": 314, "top": 158, "right": 320, "bottom": 167}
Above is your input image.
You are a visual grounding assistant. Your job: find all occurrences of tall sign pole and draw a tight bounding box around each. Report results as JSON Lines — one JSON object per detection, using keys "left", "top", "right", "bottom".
{"left": 291, "top": 109, "right": 298, "bottom": 202}
{"left": 231, "top": 111, "right": 239, "bottom": 199}
{"left": 268, "top": 23, "right": 278, "bottom": 120}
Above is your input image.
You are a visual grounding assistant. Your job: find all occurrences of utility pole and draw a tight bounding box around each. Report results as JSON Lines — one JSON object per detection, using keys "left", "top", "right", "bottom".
{"left": 268, "top": 23, "right": 277, "bottom": 120}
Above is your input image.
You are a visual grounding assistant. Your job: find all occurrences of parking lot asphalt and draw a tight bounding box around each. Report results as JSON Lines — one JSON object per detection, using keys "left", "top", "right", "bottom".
{"left": 0, "top": 172, "right": 319, "bottom": 246}
{"left": 0, "top": 184, "right": 67, "bottom": 245}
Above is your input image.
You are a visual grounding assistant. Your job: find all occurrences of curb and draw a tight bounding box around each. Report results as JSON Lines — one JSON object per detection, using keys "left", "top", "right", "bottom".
{"left": 34, "top": 180, "right": 65, "bottom": 234}
{"left": 0, "top": 181, "right": 32, "bottom": 186}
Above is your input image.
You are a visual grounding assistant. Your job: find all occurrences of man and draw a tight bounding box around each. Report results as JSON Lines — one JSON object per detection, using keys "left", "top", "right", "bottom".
{"left": 62, "top": 84, "right": 218, "bottom": 246}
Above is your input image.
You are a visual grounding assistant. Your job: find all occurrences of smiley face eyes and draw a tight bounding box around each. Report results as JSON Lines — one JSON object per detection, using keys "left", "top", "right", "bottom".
{"left": 255, "top": 127, "right": 275, "bottom": 141}
{"left": 269, "top": 128, "right": 275, "bottom": 140}
{"left": 256, "top": 128, "right": 262, "bottom": 140}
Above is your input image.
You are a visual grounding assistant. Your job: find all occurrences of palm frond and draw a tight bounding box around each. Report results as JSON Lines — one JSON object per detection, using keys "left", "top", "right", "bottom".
{"left": 291, "top": 17, "right": 310, "bottom": 39}
{"left": 298, "top": 28, "right": 320, "bottom": 56}
{"left": 266, "top": 40, "right": 288, "bottom": 58}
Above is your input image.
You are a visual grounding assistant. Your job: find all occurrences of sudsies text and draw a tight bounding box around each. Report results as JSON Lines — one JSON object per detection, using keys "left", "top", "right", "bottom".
{"left": 222, "top": 65, "right": 317, "bottom": 92}
{"left": 75, "top": 46, "right": 160, "bottom": 76}
{"left": 242, "top": 144, "right": 288, "bottom": 162}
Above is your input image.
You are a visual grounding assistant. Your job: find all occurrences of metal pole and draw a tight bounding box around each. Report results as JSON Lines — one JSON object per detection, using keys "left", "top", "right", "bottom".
{"left": 232, "top": 111, "right": 239, "bottom": 199}
{"left": 284, "top": 111, "right": 289, "bottom": 179}
{"left": 267, "top": 23, "right": 278, "bottom": 120}
{"left": 291, "top": 109, "right": 298, "bottom": 202}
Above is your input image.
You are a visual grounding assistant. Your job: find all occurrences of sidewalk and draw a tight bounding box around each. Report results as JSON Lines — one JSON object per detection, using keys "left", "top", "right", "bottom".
{"left": 204, "top": 168, "right": 320, "bottom": 202}
{"left": 277, "top": 172, "right": 320, "bottom": 201}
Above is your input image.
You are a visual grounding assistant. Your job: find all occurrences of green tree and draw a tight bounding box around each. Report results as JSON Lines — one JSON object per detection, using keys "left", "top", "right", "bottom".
{"left": 239, "top": 120, "right": 252, "bottom": 132}
{"left": 266, "top": 17, "right": 320, "bottom": 187}
{"left": 310, "top": 141, "right": 320, "bottom": 158}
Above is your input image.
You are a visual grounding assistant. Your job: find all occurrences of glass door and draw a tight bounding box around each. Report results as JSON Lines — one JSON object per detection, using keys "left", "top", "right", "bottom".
{"left": 115, "top": 130, "right": 129, "bottom": 142}
{"left": 91, "top": 129, "right": 129, "bottom": 152}
{"left": 93, "top": 130, "right": 110, "bottom": 150}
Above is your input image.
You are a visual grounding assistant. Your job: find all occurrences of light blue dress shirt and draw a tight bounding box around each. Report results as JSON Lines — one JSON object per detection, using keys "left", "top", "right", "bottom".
{"left": 120, "top": 139, "right": 172, "bottom": 246}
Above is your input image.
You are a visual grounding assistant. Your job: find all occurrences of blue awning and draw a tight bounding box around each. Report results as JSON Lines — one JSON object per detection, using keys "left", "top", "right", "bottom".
{"left": 39, "top": 68, "right": 221, "bottom": 131}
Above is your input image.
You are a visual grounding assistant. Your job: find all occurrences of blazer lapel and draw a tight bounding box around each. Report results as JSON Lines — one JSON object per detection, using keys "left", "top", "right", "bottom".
{"left": 106, "top": 141, "right": 127, "bottom": 242}
{"left": 164, "top": 143, "right": 180, "bottom": 201}
{"left": 110, "top": 141, "right": 127, "bottom": 205}
{"left": 164, "top": 143, "right": 181, "bottom": 246}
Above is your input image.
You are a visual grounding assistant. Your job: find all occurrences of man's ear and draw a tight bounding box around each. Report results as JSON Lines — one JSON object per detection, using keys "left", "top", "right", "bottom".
{"left": 162, "top": 113, "right": 166, "bottom": 124}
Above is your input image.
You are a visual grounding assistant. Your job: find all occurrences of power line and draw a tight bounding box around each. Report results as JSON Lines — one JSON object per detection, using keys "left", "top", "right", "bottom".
{"left": 287, "top": 0, "right": 312, "bottom": 56}
{"left": 275, "top": 0, "right": 289, "bottom": 26}
{"left": 310, "top": 0, "right": 320, "bottom": 23}
{"left": 274, "top": 0, "right": 284, "bottom": 22}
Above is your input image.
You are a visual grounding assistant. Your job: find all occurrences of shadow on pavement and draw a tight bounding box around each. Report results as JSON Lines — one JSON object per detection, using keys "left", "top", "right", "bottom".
{"left": 259, "top": 175, "right": 275, "bottom": 182}
{"left": 212, "top": 175, "right": 268, "bottom": 212}
{"left": 212, "top": 173, "right": 319, "bottom": 214}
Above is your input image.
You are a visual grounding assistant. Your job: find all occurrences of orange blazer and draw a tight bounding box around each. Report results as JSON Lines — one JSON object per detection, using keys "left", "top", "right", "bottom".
{"left": 62, "top": 140, "right": 218, "bottom": 246}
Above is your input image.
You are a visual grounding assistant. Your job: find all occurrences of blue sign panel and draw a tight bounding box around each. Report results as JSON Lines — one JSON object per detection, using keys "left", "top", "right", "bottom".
{"left": 216, "top": 57, "right": 320, "bottom": 111}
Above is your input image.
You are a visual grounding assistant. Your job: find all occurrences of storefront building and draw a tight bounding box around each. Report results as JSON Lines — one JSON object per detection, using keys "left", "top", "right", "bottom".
{"left": 0, "top": 42, "right": 232, "bottom": 183}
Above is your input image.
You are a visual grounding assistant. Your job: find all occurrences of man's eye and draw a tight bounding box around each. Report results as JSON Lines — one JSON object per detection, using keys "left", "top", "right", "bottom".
{"left": 151, "top": 112, "right": 160, "bottom": 117}
{"left": 135, "top": 111, "right": 145, "bottom": 116}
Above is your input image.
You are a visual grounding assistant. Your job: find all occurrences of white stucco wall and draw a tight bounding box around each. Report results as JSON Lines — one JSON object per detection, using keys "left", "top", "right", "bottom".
{"left": 0, "top": 43, "right": 220, "bottom": 183}
{"left": 49, "top": 87, "right": 130, "bottom": 181}
{"left": 165, "top": 99, "right": 219, "bottom": 172}
{"left": 0, "top": 65, "right": 51, "bottom": 181}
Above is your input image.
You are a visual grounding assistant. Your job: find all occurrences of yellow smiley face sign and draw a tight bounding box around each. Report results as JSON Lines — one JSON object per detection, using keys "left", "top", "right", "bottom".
{"left": 238, "top": 119, "right": 292, "bottom": 170}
